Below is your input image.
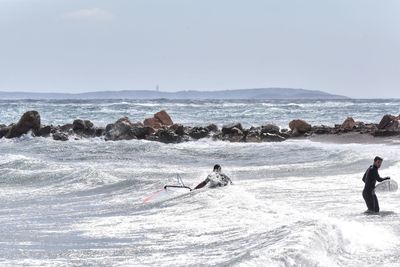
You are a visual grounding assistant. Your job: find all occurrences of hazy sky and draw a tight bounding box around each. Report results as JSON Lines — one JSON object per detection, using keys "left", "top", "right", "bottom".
{"left": 0, "top": 0, "right": 399, "bottom": 98}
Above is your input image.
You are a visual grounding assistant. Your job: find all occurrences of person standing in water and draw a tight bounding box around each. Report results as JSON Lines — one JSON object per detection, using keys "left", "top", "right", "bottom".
{"left": 362, "top": 156, "right": 390, "bottom": 213}
{"left": 194, "top": 164, "right": 233, "bottom": 190}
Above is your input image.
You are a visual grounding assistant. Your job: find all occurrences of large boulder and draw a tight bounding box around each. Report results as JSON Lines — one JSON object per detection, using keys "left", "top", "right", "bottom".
{"left": 341, "top": 117, "right": 356, "bottom": 130}
{"left": 144, "top": 110, "right": 174, "bottom": 129}
{"left": 105, "top": 117, "right": 137, "bottom": 141}
{"left": 377, "top": 114, "right": 400, "bottom": 132}
{"left": 154, "top": 110, "right": 173, "bottom": 125}
{"left": 6, "top": 111, "right": 41, "bottom": 138}
{"left": 143, "top": 117, "right": 162, "bottom": 129}
{"left": 289, "top": 119, "right": 312, "bottom": 136}
{"left": 105, "top": 117, "right": 152, "bottom": 140}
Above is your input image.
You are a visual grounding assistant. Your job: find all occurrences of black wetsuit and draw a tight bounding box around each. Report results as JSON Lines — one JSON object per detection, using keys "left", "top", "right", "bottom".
{"left": 362, "top": 165, "right": 387, "bottom": 212}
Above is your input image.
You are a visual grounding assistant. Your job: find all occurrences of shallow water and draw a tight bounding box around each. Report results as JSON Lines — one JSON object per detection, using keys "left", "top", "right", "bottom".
{"left": 1, "top": 99, "right": 400, "bottom": 266}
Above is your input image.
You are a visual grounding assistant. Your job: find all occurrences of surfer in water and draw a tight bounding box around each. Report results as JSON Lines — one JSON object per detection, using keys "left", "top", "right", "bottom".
{"left": 194, "top": 164, "right": 233, "bottom": 190}
{"left": 362, "top": 156, "right": 390, "bottom": 213}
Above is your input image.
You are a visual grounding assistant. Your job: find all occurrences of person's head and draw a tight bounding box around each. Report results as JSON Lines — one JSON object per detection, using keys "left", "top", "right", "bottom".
{"left": 213, "top": 164, "right": 222, "bottom": 173}
{"left": 374, "top": 156, "right": 383, "bottom": 168}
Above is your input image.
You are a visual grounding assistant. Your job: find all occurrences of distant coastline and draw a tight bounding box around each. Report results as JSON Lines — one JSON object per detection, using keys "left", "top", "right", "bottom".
{"left": 0, "top": 88, "right": 349, "bottom": 100}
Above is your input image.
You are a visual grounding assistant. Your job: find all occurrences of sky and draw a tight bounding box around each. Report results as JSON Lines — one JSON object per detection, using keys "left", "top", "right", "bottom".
{"left": 0, "top": 0, "right": 399, "bottom": 98}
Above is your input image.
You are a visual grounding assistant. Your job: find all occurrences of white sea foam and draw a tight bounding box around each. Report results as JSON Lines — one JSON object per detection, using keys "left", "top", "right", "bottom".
{"left": 1, "top": 99, "right": 400, "bottom": 266}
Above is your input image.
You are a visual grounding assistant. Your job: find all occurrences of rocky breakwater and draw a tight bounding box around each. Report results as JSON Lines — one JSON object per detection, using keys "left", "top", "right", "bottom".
{"left": 1, "top": 111, "right": 400, "bottom": 144}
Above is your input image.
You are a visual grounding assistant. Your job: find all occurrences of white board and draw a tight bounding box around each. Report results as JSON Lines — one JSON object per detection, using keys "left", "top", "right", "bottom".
{"left": 375, "top": 179, "right": 398, "bottom": 193}
{"left": 143, "top": 187, "right": 202, "bottom": 204}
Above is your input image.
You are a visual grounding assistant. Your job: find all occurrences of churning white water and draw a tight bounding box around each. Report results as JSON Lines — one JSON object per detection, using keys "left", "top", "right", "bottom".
{"left": 1, "top": 99, "right": 400, "bottom": 266}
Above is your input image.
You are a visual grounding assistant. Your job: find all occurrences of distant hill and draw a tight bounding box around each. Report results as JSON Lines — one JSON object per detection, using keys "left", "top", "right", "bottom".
{"left": 0, "top": 88, "right": 349, "bottom": 100}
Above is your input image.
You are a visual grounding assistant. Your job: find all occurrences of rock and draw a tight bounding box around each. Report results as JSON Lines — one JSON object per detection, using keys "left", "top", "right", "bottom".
{"left": 132, "top": 125, "right": 154, "bottom": 139}
{"left": 73, "top": 119, "right": 93, "bottom": 131}
{"left": 154, "top": 110, "right": 173, "bottom": 126}
{"left": 222, "top": 123, "right": 243, "bottom": 135}
{"left": 53, "top": 132, "right": 69, "bottom": 141}
{"left": 143, "top": 110, "right": 174, "bottom": 129}
{"left": 94, "top": 127, "right": 105, "bottom": 137}
{"left": 341, "top": 117, "right": 356, "bottom": 130}
{"left": 279, "top": 131, "right": 291, "bottom": 139}
{"left": 377, "top": 114, "right": 397, "bottom": 130}
{"left": 73, "top": 119, "right": 96, "bottom": 136}
{"left": 38, "top": 125, "right": 52, "bottom": 137}
{"left": 245, "top": 131, "right": 261, "bottom": 142}
{"left": 230, "top": 127, "right": 243, "bottom": 135}
{"left": 157, "top": 128, "right": 181, "bottom": 143}
{"left": 105, "top": 117, "right": 153, "bottom": 140}
{"left": 105, "top": 117, "right": 137, "bottom": 141}
{"left": 206, "top": 124, "right": 218, "bottom": 132}
{"left": 6, "top": 111, "right": 41, "bottom": 138}
{"left": 312, "top": 125, "right": 333, "bottom": 135}
{"left": 189, "top": 127, "right": 209, "bottom": 139}
{"left": 0, "top": 125, "right": 11, "bottom": 139}
{"left": 288, "top": 119, "right": 312, "bottom": 136}
{"left": 143, "top": 117, "right": 162, "bottom": 129}
{"left": 261, "top": 124, "right": 280, "bottom": 135}
{"left": 170, "top": 124, "right": 186, "bottom": 136}
{"left": 261, "top": 133, "right": 286, "bottom": 142}
{"left": 222, "top": 126, "right": 244, "bottom": 142}
{"left": 59, "top": 124, "right": 73, "bottom": 133}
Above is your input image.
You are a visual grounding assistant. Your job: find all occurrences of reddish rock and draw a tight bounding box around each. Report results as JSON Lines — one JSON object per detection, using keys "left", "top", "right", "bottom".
{"left": 143, "top": 117, "right": 162, "bottom": 129}
{"left": 154, "top": 110, "right": 173, "bottom": 126}
{"left": 341, "top": 117, "right": 356, "bottom": 130}
{"left": 143, "top": 110, "right": 174, "bottom": 129}
{"left": 288, "top": 119, "right": 312, "bottom": 136}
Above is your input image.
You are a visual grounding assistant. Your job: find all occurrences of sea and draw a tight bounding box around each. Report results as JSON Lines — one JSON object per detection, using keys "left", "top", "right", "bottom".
{"left": 1, "top": 99, "right": 400, "bottom": 267}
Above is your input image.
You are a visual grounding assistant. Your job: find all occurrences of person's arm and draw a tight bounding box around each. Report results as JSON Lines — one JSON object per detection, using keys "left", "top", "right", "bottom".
{"left": 194, "top": 178, "right": 209, "bottom": 190}
{"left": 374, "top": 169, "right": 390, "bottom": 182}
{"left": 221, "top": 173, "right": 233, "bottom": 185}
